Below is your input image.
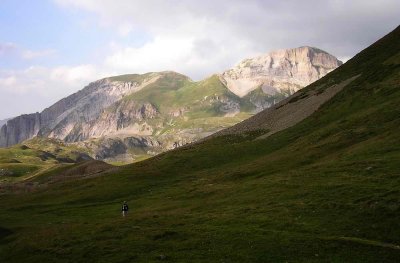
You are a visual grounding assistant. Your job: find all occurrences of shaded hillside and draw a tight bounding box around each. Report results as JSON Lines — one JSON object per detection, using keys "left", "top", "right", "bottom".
{"left": 0, "top": 26, "right": 399, "bottom": 262}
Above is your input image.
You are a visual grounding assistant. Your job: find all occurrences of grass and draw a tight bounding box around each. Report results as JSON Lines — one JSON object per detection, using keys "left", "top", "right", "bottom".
{"left": 106, "top": 72, "right": 155, "bottom": 83}
{"left": 0, "top": 26, "right": 399, "bottom": 262}
{"left": 0, "top": 138, "right": 91, "bottom": 183}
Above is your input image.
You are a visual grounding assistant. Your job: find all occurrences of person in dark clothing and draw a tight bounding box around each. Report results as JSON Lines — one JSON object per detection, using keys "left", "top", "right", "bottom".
{"left": 122, "top": 201, "right": 129, "bottom": 217}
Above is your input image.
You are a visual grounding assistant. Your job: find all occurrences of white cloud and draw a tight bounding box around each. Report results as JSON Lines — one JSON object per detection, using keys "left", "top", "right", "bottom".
{"left": 0, "top": 42, "right": 57, "bottom": 60}
{"left": 49, "top": 65, "right": 99, "bottom": 84}
{"left": 0, "top": 43, "right": 17, "bottom": 56}
{"left": 53, "top": 0, "right": 400, "bottom": 80}
{"left": 103, "top": 34, "right": 258, "bottom": 80}
{"left": 0, "top": 65, "right": 112, "bottom": 118}
{"left": 54, "top": 0, "right": 262, "bottom": 79}
{"left": 0, "top": 65, "right": 109, "bottom": 96}
{"left": 105, "top": 37, "right": 193, "bottom": 73}
{"left": 0, "top": 76, "right": 17, "bottom": 87}
{"left": 53, "top": 0, "right": 263, "bottom": 79}
{"left": 338, "top": 56, "right": 352, "bottom": 63}
{"left": 21, "top": 49, "right": 57, "bottom": 60}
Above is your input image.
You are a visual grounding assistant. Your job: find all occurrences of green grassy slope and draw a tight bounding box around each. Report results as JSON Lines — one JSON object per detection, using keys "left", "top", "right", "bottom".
{"left": 0, "top": 138, "right": 92, "bottom": 183}
{"left": 106, "top": 72, "right": 157, "bottom": 83}
{"left": 119, "top": 72, "right": 242, "bottom": 118}
{"left": 0, "top": 26, "right": 399, "bottom": 262}
{"left": 110, "top": 71, "right": 266, "bottom": 128}
{"left": 104, "top": 72, "right": 247, "bottom": 136}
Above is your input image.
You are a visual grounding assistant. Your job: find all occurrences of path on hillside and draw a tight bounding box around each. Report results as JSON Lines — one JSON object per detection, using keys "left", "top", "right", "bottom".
{"left": 325, "top": 236, "right": 400, "bottom": 250}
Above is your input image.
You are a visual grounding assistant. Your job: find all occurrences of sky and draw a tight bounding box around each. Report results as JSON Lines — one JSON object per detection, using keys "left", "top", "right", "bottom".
{"left": 0, "top": 0, "right": 399, "bottom": 119}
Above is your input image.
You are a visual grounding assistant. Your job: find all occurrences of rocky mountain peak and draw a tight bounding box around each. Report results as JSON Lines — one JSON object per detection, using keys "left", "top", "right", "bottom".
{"left": 220, "top": 46, "right": 342, "bottom": 97}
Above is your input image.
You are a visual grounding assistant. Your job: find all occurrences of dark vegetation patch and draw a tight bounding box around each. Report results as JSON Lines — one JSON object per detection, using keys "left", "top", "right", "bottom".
{"left": 288, "top": 92, "right": 309, "bottom": 103}
{"left": 38, "top": 151, "right": 56, "bottom": 161}
{"left": 55, "top": 157, "right": 75, "bottom": 163}
{"left": 5, "top": 159, "right": 21, "bottom": 164}
{"left": 152, "top": 231, "right": 179, "bottom": 240}
{"left": 0, "top": 227, "right": 13, "bottom": 245}
{"left": 214, "top": 129, "right": 269, "bottom": 144}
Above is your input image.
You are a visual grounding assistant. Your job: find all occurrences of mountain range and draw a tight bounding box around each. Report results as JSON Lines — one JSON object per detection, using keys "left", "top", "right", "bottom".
{"left": 0, "top": 46, "right": 341, "bottom": 162}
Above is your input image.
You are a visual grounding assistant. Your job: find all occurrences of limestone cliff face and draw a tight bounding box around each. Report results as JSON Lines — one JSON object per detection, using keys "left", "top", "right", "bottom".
{"left": 0, "top": 73, "right": 161, "bottom": 147}
{"left": 63, "top": 101, "right": 159, "bottom": 142}
{"left": 220, "top": 46, "right": 342, "bottom": 97}
{"left": 0, "top": 118, "right": 10, "bottom": 128}
{"left": 0, "top": 113, "right": 41, "bottom": 147}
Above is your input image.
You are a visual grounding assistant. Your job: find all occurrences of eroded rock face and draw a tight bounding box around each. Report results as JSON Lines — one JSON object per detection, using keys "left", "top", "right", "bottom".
{"left": 123, "top": 136, "right": 161, "bottom": 148}
{"left": 61, "top": 101, "right": 159, "bottom": 142}
{"left": 92, "top": 138, "right": 128, "bottom": 160}
{"left": 0, "top": 118, "right": 10, "bottom": 128}
{"left": 0, "top": 74, "right": 161, "bottom": 147}
{"left": 78, "top": 136, "right": 162, "bottom": 161}
{"left": 220, "top": 46, "right": 342, "bottom": 97}
{"left": 0, "top": 113, "right": 41, "bottom": 147}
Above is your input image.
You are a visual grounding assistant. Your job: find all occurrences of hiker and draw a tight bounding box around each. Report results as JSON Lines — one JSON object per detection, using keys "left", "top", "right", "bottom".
{"left": 121, "top": 201, "right": 129, "bottom": 217}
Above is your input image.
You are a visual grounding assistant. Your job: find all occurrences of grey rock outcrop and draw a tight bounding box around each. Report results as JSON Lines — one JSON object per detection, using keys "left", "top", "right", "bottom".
{"left": 123, "top": 136, "right": 161, "bottom": 148}
{"left": 0, "top": 113, "right": 41, "bottom": 147}
{"left": 0, "top": 73, "right": 161, "bottom": 147}
{"left": 0, "top": 118, "right": 10, "bottom": 128}
{"left": 220, "top": 46, "right": 342, "bottom": 97}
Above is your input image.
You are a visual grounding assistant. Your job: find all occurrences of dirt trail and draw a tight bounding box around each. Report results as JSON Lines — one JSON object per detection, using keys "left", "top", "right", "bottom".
{"left": 326, "top": 236, "right": 400, "bottom": 250}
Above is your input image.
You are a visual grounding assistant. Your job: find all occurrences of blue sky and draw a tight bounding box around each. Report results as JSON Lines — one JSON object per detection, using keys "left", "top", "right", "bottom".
{"left": 0, "top": 0, "right": 150, "bottom": 68}
{"left": 1, "top": 0, "right": 93, "bottom": 67}
{"left": 0, "top": 0, "right": 399, "bottom": 119}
